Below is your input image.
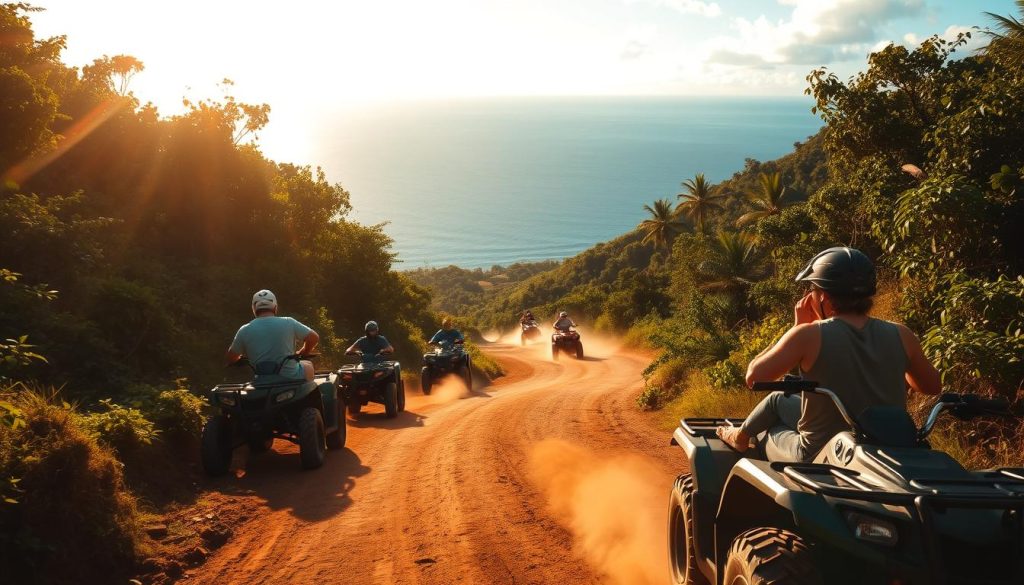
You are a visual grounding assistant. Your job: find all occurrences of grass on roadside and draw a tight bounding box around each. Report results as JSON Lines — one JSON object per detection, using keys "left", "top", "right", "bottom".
{"left": 657, "top": 371, "right": 763, "bottom": 431}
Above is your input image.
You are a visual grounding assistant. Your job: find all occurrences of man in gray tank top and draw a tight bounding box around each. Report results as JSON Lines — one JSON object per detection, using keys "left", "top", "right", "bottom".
{"left": 717, "top": 247, "right": 941, "bottom": 462}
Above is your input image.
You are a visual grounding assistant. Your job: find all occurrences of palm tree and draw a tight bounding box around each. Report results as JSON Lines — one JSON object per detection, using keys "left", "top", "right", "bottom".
{"left": 638, "top": 198, "right": 683, "bottom": 249}
{"left": 985, "top": 1, "right": 1024, "bottom": 66}
{"left": 736, "top": 172, "right": 789, "bottom": 228}
{"left": 676, "top": 173, "right": 724, "bottom": 233}
{"left": 696, "top": 230, "right": 767, "bottom": 302}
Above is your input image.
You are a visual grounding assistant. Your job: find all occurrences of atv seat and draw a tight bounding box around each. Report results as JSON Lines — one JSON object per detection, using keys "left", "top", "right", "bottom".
{"left": 856, "top": 405, "right": 919, "bottom": 448}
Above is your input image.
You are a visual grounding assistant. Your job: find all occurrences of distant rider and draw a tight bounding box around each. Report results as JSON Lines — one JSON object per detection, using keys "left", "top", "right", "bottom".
{"left": 520, "top": 310, "right": 538, "bottom": 327}
{"left": 226, "top": 289, "right": 320, "bottom": 381}
{"left": 346, "top": 320, "right": 395, "bottom": 362}
{"left": 716, "top": 247, "right": 941, "bottom": 462}
{"left": 428, "top": 318, "right": 464, "bottom": 347}
{"left": 553, "top": 311, "right": 576, "bottom": 332}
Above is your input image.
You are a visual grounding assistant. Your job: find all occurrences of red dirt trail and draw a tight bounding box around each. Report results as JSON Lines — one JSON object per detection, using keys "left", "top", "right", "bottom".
{"left": 181, "top": 337, "right": 686, "bottom": 585}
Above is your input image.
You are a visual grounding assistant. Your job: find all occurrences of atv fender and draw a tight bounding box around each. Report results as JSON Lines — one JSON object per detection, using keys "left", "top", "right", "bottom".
{"left": 317, "top": 380, "right": 341, "bottom": 429}
{"left": 714, "top": 458, "right": 886, "bottom": 579}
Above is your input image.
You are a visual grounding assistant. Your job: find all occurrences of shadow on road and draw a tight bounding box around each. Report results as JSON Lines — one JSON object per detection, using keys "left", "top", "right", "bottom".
{"left": 347, "top": 408, "right": 428, "bottom": 429}
{"left": 215, "top": 446, "right": 371, "bottom": 522}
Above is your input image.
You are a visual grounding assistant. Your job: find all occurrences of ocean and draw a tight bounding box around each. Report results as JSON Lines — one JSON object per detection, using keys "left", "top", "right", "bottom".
{"left": 311, "top": 97, "right": 822, "bottom": 269}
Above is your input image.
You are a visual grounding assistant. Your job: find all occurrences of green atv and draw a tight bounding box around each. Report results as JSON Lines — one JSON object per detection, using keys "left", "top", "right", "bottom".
{"left": 420, "top": 339, "right": 472, "bottom": 395}
{"left": 201, "top": 354, "right": 346, "bottom": 475}
{"left": 336, "top": 353, "right": 406, "bottom": 418}
{"left": 669, "top": 378, "right": 1024, "bottom": 585}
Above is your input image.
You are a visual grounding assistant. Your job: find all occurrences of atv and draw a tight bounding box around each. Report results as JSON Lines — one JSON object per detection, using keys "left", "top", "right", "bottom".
{"left": 336, "top": 352, "right": 405, "bottom": 418}
{"left": 521, "top": 319, "right": 542, "bottom": 346}
{"left": 201, "top": 354, "right": 345, "bottom": 475}
{"left": 551, "top": 328, "right": 583, "bottom": 360}
{"left": 668, "top": 378, "right": 1024, "bottom": 585}
{"left": 420, "top": 339, "right": 472, "bottom": 395}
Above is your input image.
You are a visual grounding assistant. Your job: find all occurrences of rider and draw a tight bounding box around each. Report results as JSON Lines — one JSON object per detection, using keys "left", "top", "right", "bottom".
{"left": 345, "top": 320, "right": 395, "bottom": 361}
{"left": 716, "top": 247, "right": 941, "bottom": 462}
{"left": 520, "top": 310, "right": 537, "bottom": 325}
{"left": 552, "top": 311, "right": 576, "bottom": 332}
{"left": 428, "top": 318, "right": 464, "bottom": 347}
{"left": 226, "top": 290, "right": 320, "bottom": 381}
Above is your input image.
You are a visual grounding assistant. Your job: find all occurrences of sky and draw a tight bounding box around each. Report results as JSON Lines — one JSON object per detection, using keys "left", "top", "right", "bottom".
{"left": 29, "top": 0, "right": 1017, "bottom": 161}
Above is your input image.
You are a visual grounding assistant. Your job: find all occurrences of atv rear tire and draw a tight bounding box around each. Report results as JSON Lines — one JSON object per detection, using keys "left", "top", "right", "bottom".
{"left": 384, "top": 381, "right": 399, "bottom": 418}
{"left": 326, "top": 399, "right": 346, "bottom": 449}
{"left": 575, "top": 341, "right": 584, "bottom": 360}
{"left": 723, "top": 528, "right": 821, "bottom": 585}
{"left": 421, "top": 367, "right": 432, "bottom": 395}
{"left": 201, "top": 415, "right": 233, "bottom": 476}
{"left": 248, "top": 436, "right": 273, "bottom": 453}
{"left": 669, "top": 474, "right": 708, "bottom": 585}
{"left": 552, "top": 344, "right": 559, "bottom": 361}
{"left": 462, "top": 362, "right": 472, "bottom": 390}
{"left": 398, "top": 380, "right": 406, "bottom": 412}
{"left": 298, "top": 407, "right": 326, "bottom": 470}
{"left": 347, "top": 399, "right": 361, "bottom": 416}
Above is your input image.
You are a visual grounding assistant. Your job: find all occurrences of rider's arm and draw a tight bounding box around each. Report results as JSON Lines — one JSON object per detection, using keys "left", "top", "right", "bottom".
{"left": 299, "top": 330, "right": 319, "bottom": 356}
{"left": 745, "top": 324, "right": 818, "bottom": 387}
{"left": 226, "top": 349, "right": 243, "bottom": 364}
{"left": 896, "top": 324, "right": 941, "bottom": 395}
{"left": 345, "top": 340, "right": 362, "bottom": 355}
{"left": 428, "top": 330, "right": 442, "bottom": 345}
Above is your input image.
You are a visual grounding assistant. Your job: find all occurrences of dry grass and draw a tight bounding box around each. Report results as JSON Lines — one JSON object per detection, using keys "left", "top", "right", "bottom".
{"left": 658, "top": 372, "right": 762, "bottom": 431}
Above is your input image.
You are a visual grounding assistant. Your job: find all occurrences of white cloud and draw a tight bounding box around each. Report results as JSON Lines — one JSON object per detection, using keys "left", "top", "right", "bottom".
{"left": 625, "top": 0, "right": 721, "bottom": 18}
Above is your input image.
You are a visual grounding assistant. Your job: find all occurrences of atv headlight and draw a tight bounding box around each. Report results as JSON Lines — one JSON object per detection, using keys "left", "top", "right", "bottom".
{"left": 274, "top": 390, "right": 295, "bottom": 403}
{"left": 219, "top": 395, "right": 236, "bottom": 407}
{"left": 845, "top": 511, "right": 898, "bottom": 546}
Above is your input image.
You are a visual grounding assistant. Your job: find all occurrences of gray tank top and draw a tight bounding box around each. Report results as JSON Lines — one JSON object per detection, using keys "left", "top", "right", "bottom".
{"left": 800, "top": 318, "right": 908, "bottom": 456}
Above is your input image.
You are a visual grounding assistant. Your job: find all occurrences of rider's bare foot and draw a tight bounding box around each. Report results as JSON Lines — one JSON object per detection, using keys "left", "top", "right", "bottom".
{"left": 717, "top": 426, "right": 751, "bottom": 453}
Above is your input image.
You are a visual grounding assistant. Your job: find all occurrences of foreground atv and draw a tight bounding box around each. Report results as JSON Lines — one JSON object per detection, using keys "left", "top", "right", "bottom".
{"left": 202, "top": 354, "right": 345, "bottom": 475}
{"left": 336, "top": 355, "right": 405, "bottom": 418}
{"left": 668, "top": 378, "right": 1024, "bottom": 585}
{"left": 551, "top": 328, "right": 583, "bottom": 360}
{"left": 521, "top": 320, "right": 542, "bottom": 345}
{"left": 420, "top": 339, "right": 472, "bottom": 395}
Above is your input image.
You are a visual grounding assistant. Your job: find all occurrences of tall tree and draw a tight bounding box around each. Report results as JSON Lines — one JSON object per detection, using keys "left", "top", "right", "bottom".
{"left": 985, "top": 1, "right": 1024, "bottom": 66}
{"left": 638, "top": 198, "right": 682, "bottom": 249}
{"left": 676, "top": 173, "right": 724, "bottom": 233}
{"left": 696, "top": 230, "right": 766, "bottom": 301}
{"left": 736, "top": 172, "right": 789, "bottom": 227}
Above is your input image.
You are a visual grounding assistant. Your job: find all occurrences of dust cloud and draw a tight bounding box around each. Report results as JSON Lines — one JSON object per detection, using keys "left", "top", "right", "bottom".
{"left": 406, "top": 375, "right": 474, "bottom": 411}
{"left": 528, "top": 438, "right": 667, "bottom": 585}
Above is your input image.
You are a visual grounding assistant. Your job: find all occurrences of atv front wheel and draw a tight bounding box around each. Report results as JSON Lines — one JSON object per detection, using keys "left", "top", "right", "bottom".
{"left": 421, "top": 367, "right": 432, "bottom": 395}
{"left": 298, "top": 407, "right": 326, "bottom": 470}
{"left": 575, "top": 341, "right": 584, "bottom": 360}
{"left": 326, "top": 399, "right": 346, "bottom": 449}
{"left": 383, "top": 381, "right": 399, "bottom": 418}
{"left": 669, "top": 474, "right": 708, "bottom": 585}
{"left": 398, "top": 380, "right": 406, "bottom": 412}
{"left": 462, "top": 361, "right": 472, "bottom": 390}
{"left": 201, "top": 415, "right": 233, "bottom": 476}
{"left": 723, "top": 528, "right": 821, "bottom": 585}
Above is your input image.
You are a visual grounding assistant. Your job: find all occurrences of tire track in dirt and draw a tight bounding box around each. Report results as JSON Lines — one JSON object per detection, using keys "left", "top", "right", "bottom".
{"left": 182, "top": 336, "right": 685, "bottom": 585}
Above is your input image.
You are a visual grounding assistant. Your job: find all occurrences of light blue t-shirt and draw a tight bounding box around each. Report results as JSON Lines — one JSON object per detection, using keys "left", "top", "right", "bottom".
{"left": 429, "top": 329, "right": 464, "bottom": 346}
{"left": 230, "top": 316, "right": 313, "bottom": 378}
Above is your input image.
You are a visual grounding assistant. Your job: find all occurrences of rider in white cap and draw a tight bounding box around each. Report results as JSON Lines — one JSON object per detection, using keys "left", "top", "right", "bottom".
{"left": 226, "top": 289, "right": 320, "bottom": 380}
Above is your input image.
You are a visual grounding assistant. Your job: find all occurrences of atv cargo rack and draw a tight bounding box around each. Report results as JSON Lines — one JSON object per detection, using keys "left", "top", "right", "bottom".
{"left": 777, "top": 461, "right": 1024, "bottom": 585}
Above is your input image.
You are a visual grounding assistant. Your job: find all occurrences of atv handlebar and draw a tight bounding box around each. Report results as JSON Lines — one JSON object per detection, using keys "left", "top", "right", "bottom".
{"left": 920, "top": 393, "right": 1013, "bottom": 439}
{"left": 751, "top": 378, "right": 860, "bottom": 432}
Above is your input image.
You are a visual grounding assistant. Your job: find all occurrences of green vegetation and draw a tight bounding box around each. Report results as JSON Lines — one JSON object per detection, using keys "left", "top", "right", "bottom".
{"left": 0, "top": 5, "right": 478, "bottom": 581}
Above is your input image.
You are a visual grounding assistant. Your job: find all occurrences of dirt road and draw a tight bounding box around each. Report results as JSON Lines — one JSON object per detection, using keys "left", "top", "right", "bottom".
{"left": 183, "top": 337, "right": 686, "bottom": 585}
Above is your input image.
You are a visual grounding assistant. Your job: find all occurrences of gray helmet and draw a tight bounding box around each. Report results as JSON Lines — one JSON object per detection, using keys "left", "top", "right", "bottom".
{"left": 364, "top": 320, "right": 379, "bottom": 334}
{"left": 559, "top": 311, "right": 568, "bottom": 318}
{"left": 795, "top": 247, "right": 876, "bottom": 296}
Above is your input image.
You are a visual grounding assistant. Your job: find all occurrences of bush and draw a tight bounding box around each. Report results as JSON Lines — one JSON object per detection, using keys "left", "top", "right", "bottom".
{"left": 704, "top": 360, "right": 744, "bottom": 389}
{"left": 0, "top": 389, "right": 143, "bottom": 584}
{"left": 81, "top": 398, "right": 159, "bottom": 455}
{"left": 635, "top": 385, "right": 662, "bottom": 410}
{"left": 922, "top": 274, "right": 1024, "bottom": 396}
{"left": 148, "top": 387, "right": 205, "bottom": 438}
